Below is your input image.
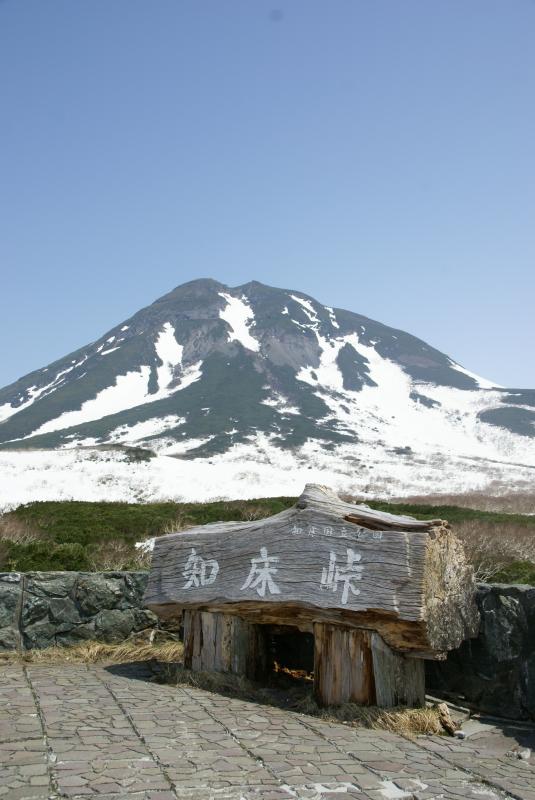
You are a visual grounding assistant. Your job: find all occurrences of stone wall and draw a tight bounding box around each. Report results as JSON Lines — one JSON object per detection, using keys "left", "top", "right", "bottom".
{"left": 427, "top": 583, "right": 535, "bottom": 720}
{"left": 0, "top": 572, "right": 157, "bottom": 651}
{"left": 0, "top": 573, "right": 22, "bottom": 649}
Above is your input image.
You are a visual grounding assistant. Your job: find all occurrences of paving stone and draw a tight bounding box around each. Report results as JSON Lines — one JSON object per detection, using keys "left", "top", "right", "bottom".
{"left": 3, "top": 663, "right": 535, "bottom": 799}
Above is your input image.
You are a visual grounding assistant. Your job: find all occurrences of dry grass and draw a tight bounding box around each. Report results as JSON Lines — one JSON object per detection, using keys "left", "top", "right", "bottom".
{"left": 164, "top": 665, "right": 442, "bottom": 737}
{"left": 453, "top": 519, "right": 535, "bottom": 581}
{"left": 0, "top": 516, "right": 42, "bottom": 545}
{"left": 0, "top": 516, "right": 45, "bottom": 571}
{"left": 319, "top": 703, "right": 442, "bottom": 737}
{"left": 0, "top": 637, "right": 184, "bottom": 666}
{"left": 86, "top": 513, "right": 198, "bottom": 570}
{"left": 155, "top": 504, "right": 271, "bottom": 535}
{"left": 87, "top": 540, "right": 152, "bottom": 571}
{"left": 161, "top": 512, "right": 196, "bottom": 535}
{"left": 395, "top": 490, "right": 535, "bottom": 515}
{"left": 235, "top": 503, "right": 273, "bottom": 522}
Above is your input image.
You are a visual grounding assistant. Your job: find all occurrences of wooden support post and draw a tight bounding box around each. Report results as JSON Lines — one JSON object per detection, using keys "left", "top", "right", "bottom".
{"left": 183, "top": 610, "right": 268, "bottom": 681}
{"left": 371, "top": 633, "right": 425, "bottom": 707}
{"left": 313, "top": 623, "right": 375, "bottom": 707}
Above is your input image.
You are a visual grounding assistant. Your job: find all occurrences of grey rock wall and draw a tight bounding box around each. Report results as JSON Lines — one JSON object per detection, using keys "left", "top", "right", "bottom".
{"left": 0, "top": 573, "right": 22, "bottom": 649}
{"left": 427, "top": 583, "right": 535, "bottom": 720}
{"left": 0, "top": 572, "right": 157, "bottom": 650}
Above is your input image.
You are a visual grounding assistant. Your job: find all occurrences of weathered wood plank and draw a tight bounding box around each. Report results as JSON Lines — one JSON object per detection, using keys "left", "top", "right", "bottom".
{"left": 183, "top": 608, "right": 202, "bottom": 671}
{"left": 371, "top": 633, "right": 425, "bottom": 707}
{"left": 146, "top": 484, "right": 479, "bottom": 656}
{"left": 314, "top": 623, "right": 375, "bottom": 706}
{"left": 182, "top": 610, "right": 268, "bottom": 680}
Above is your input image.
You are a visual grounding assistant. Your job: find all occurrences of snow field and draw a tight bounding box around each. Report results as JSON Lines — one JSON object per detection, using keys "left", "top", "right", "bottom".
{"left": 1, "top": 434, "right": 533, "bottom": 514}
{"left": 282, "top": 304, "right": 533, "bottom": 466}
{"left": 26, "top": 367, "right": 154, "bottom": 437}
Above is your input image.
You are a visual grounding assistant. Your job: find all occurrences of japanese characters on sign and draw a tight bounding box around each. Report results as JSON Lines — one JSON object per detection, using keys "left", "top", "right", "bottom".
{"left": 182, "top": 548, "right": 219, "bottom": 588}
{"left": 180, "top": 526, "right": 371, "bottom": 606}
{"left": 290, "top": 524, "right": 382, "bottom": 540}
{"left": 241, "top": 547, "right": 281, "bottom": 597}
{"left": 319, "top": 548, "right": 363, "bottom": 605}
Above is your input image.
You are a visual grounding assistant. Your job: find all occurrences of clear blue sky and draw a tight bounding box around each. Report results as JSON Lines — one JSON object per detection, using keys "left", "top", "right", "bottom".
{"left": 1, "top": 0, "right": 534, "bottom": 389}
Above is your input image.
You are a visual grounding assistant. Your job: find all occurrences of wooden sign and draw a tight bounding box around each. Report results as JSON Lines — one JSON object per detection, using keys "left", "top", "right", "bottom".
{"left": 145, "top": 484, "right": 479, "bottom": 657}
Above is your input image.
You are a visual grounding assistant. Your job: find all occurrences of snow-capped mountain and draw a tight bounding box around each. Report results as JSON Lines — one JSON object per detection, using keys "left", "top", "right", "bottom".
{"left": 0, "top": 278, "right": 533, "bottom": 507}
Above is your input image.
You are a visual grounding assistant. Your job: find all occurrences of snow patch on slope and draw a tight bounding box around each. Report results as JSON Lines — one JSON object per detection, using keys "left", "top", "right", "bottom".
{"left": 218, "top": 293, "right": 260, "bottom": 352}
{"left": 54, "top": 356, "right": 89, "bottom": 381}
{"left": 155, "top": 322, "right": 184, "bottom": 391}
{"left": 160, "top": 435, "right": 217, "bottom": 456}
{"left": 171, "top": 361, "right": 203, "bottom": 393}
{"left": 326, "top": 306, "right": 340, "bottom": 329}
{"left": 103, "top": 415, "right": 186, "bottom": 445}
{"left": 151, "top": 322, "right": 202, "bottom": 398}
{"left": 297, "top": 336, "right": 347, "bottom": 392}
{"left": 0, "top": 356, "right": 89, "bottom": 423}
{"left": 18, "top": 323, "right": 203, "bottom": 440}
{"left": 290, "top": 294, "right": 319, "bottom": 324}
{"left": 290, "top": 294, "right": 354, "bottom": 392}
{"left": 0, "top": 384, "right": 55, "bottom": 423}
{"left": 292, "top": 326, "right": 533, "bottom": 466}
{"left": 261, "top": 392, "right": 300, "bottom": 415}
{"left": 30, "top": 368, "right": 153, "bottom": 436}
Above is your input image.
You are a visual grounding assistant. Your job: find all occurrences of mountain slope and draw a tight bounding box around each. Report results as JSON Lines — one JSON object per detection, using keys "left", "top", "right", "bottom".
{"left": 0, "top": 278, "right": 533, "bottom": 505}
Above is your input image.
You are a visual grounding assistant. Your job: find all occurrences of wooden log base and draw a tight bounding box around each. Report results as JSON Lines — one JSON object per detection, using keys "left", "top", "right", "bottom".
{"left": 371, "top": 632, "right": 425, "bottom": 707}
{"left": 183, "top": 610, "right": 267, "bottom": 681}
{"left": 313, "top": 623, "right": 375, "bottom": 706}
{"left": 183, "top": 610, "right": 425, "bottom": 709}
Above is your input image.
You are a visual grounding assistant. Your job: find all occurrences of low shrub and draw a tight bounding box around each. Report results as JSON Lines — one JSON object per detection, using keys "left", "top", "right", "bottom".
{"left": 452, "top": 520, "right": 535, "bottom": 582}
{"left": 493, "top": 560, "right": 535, "bottom": 585}
{"left": 87, "top": 540, "right": 152, "bottom": 571}
{"left": 0, "top": 496, "right": 295, "bottom": 572}
{"left": 3, "top": 541, "right": 90, "bottom": 572}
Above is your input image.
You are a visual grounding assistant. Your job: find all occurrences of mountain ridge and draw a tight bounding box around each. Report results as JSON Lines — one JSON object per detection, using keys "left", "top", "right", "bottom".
{"left": 0, "top": 278, "right": 533, "bottom": 503}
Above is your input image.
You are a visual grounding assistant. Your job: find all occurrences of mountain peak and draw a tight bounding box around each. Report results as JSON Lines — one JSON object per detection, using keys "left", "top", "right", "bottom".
{"left": 153, "top": 277, "right": 227, "bottom": 304}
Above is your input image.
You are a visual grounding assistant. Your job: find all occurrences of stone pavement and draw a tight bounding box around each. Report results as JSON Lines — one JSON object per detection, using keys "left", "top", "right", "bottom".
{"left": 1, "top": 662, "right": 534, "bottom": 800}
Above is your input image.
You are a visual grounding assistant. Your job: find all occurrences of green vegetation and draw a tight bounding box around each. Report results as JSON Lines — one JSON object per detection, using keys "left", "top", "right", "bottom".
{"left": 1, "top": 495, "right": 534, "bottom": 584}
{"left": 0, "top": 497, "right": 295, "bottom": 572}
{"left": 3, "top": 541, "right": 90, "bottom": 572}
{"left": 493, "top": 561, "right": 535, "bottom": 585}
